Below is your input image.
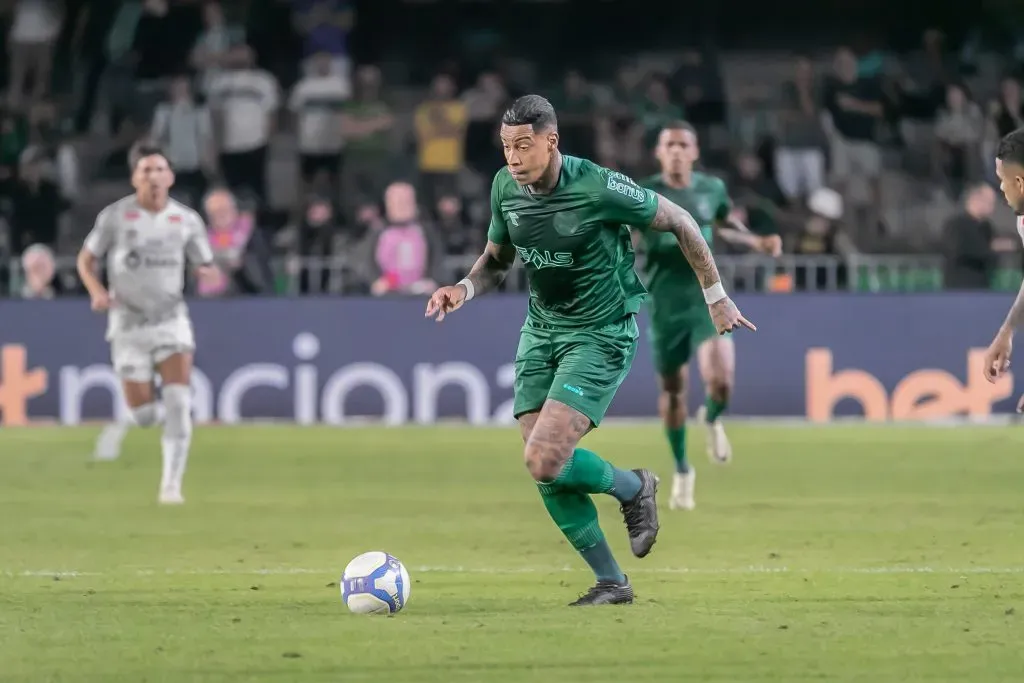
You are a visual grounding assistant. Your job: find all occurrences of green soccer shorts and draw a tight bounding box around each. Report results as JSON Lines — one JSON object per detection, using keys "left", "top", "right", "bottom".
{"left": 648, "top": 312, "right": 720, "bottom": 377}
{"left": 512, "top": 314, "right": 639, "bottom": 427}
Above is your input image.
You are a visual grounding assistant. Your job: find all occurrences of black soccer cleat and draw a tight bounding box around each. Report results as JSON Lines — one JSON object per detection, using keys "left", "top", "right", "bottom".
{"left": 620, "top": 468, "right": 660, "bottom": 558}
{"left": 568, "top": 577, "right": 635, "bottom": 607}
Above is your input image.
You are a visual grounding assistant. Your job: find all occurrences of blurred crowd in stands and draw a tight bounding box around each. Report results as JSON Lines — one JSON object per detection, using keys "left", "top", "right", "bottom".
{"left": 2, "top": 0, "right": 1024, "bottom": 298}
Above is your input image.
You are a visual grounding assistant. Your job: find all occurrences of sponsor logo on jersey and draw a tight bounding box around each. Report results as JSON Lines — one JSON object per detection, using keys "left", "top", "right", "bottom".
{"left": 168, "top": 214, "right": 182, "bottom": 224}
{"left": 125, "top": 210, "right": 139, "bottom": 221}
{"left": 506, "top": 211, "right": 520, "bottom": 227}
{"left": 606, "top": 175, "right": 646, "bottom": 204}
{"left": 515, "top": 246, "right": 573, "bottom": 269}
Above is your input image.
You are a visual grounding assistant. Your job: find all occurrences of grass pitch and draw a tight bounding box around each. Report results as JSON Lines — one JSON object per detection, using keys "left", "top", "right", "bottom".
{"left": 2, "top": 424, "right": 1024, "bottom": 682}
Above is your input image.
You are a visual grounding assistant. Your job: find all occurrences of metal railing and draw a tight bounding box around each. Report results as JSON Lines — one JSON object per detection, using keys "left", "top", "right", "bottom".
{"left": 4, "top": 253, "right": 963, "bottom": 298}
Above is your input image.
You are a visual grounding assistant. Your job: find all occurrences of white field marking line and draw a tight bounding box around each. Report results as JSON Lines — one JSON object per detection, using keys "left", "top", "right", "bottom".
{"left": 6, "top": 566, "right": 1024, "bottom": 579}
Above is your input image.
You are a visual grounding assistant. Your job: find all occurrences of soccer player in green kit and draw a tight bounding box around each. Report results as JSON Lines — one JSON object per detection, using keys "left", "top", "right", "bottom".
{"left": 636, "top": 121, "right": 781, "bottom": 511}
{"left": 425, "top": 96, "right": 753, "bottom": 606}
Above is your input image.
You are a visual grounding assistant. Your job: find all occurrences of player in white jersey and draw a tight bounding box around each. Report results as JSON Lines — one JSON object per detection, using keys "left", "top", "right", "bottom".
{"left": 983, "top": 128, "right": 1024, "bottom": 405}
{"left": 76, "top": 141, "right": 217, "bottom": 505}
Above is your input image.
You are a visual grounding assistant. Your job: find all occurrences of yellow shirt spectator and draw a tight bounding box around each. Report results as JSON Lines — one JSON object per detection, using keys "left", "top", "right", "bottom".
{"left": 415, "top": 99, "right": 468, "bottom": 173}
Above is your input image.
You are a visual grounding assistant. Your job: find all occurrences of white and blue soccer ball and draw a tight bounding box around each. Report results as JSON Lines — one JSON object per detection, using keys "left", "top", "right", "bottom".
{"left": 340, "top": 551, "right": 411, "bottom": 615}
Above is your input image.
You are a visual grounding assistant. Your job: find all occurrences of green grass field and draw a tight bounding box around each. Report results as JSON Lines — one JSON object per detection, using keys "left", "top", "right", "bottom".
{"left": 2, "top": 424, "right": 1024, "bottom": 682}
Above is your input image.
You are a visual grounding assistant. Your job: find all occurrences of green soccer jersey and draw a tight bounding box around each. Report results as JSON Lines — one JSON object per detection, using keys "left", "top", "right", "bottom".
{"left": 487, "top": 155, "right": 659, "bottom": 329}
{"left": 636, "top": 172, "right": 731, "bottom": 321}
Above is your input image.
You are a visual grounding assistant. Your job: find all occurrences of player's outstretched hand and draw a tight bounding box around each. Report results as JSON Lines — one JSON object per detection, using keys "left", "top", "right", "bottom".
{"left": 759, "top": 235, "right": 783, "bottom": 257}
{"left": 89, "top": 289, "right": 111, "bottom": 312}
{"left": 983, "top": 331, "right": 1013, "bottom": 383}
{"left": 424, "top": 284, "right": 468, "bottom": 322}
{"left": 709, "top": 297, "right": 756, "bottom": 334}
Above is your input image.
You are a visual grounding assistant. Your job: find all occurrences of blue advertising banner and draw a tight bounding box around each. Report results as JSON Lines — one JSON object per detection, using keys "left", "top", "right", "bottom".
{"left": 0, "top": 295, "right": 1017, "bottom": 425}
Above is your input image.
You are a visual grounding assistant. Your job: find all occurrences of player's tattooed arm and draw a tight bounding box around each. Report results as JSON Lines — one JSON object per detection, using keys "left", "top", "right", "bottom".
{"left": 648, "top": 193, "right": 721, "bottom": 288}
{"left": 1001, "top": 280, "right": 1024, "bottom": 333}
{"left": 463, "top": 240, "right": 517, "bottom": 296}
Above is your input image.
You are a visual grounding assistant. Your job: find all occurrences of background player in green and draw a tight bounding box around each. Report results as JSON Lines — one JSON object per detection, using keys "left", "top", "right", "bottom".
{"left": 635, "top": 121, "right": 781, "bottom": 511}
{"left": 425, "top": 96, "right": 754, "bottom": 606}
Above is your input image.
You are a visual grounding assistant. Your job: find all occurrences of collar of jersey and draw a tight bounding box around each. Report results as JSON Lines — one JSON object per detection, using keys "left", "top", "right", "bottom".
{"left": 519, "top": 156, "right": 568, "bottom": 199}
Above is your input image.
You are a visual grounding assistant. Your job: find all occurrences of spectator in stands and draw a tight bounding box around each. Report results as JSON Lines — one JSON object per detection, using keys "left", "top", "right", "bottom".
{"left": 434, "top": 194, "right": 475, "bottom": 257}
{"left": 415, "top": 73, "right": 468, "bottom": 208}
{"left": 933, "top": 83, "right": 983, "bottom": 198}
{"left": 462, "top": 71, "right": 508, "bottom": 174}
{"left": 365, "top": 181, "right": 438, "bottom": 296}
{"left": 775, "top": 56, "right": 827, "bottom": 203}
{"left": 71, "top": 0, "right": 122, "bottom": 133}
{"left": 551, "top": 69, "right": 595, "bottom": 161}
{"left": 898, "top": 28, "right": 954, "bottom": 121}
{"left": 9, "top": 146, "right": 68, "bottom": 255}
{"left": 208, "top": 45, "right": 279, "bottom": 205}
{"left": 199, "top": 187, "right": 274, "bottom": 296}
{"left": 941, "top": 183, "right": 1015, "bottom": 290}
{"left": 633, "top": 74, "right": 684, "bottom": 152}
{"left": 19, "top": 242, "right": 58, "bottom": 299}
{"left": 151, "top": 75, "right": 214, "bottom": 207}
{"left": 605, "top": 63, "right": 645, "bottom": 173}
{"left": 293, "top": 194, "right": 344, "bottom": 294}
{"left": 7, "top": 0, "right": 62, "bottom": 108}
{"left": 731, "top": 150, "right": 787, "bottom": 232}
{"left": 987, "top": 77, "right": 1023, "bottom": 140}
{"left": 290, "top": 51, "right": 351, "bottom": 203}
{"left": 0, "top": 108, "right": 28, "bottom": 193}
{"left": 293, "top": 0, "right": 353, "bottom": 87}
{"left": 790, "top": 187, "right": 856, "bottom": 290}
{"left": 130, "top": 0, "right": 201, "bottom": 123}
{"left": 22, "top": 100, "right": 78, "bottom": 201}
{"left": 190, "top": 0, "right": 246, "bottom": 100}
{"left": 670, "top": 48, "right": 727, "bottom": 130}
{"left": 340, "top": 65, "right": 395, "bottom": 211}
{"left": 824, "top": 47, "right": 885, "bottom": 236}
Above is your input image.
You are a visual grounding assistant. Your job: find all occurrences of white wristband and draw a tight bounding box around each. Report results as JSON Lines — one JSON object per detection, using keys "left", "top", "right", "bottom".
{"left": 457, "top": 278, "right": 475, "bottom": 302}
{"left": 703, "top": 282, "right": 727, "bottom": 305}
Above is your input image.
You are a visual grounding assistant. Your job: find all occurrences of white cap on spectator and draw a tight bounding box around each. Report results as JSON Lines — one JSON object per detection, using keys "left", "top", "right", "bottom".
{"left": 808, "top": 187, "right": 843, "bottom": 221}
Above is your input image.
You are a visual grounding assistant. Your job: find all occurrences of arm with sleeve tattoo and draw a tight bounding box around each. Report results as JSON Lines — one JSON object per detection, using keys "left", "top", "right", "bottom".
{"left": 460, "top": 240, "right": 517, "bottom": 298}
{"left": 648, "top": 193, "right": 721, "bottom": 288}
{"left": 999, "top": 282, "right": 1024, "bottom": 334}
{"left": 982, "top": 279, "right": 1024, "bottom": 383}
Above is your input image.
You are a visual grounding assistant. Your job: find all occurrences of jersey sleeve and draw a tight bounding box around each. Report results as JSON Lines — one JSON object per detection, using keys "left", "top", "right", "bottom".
{"left": 593, "top": 166, "right": 659, "bottom": 228}
{"left": 83, "top": 207, "right": 116, "bottom": 257}
{"left": 712, "top": 178, "right": 732, "bottom": 222}
{"left": 486, "top": 172, "right": 511, "bottom": 245}
{"left": 185, "top": 211, "right": 214, "bottom": 266}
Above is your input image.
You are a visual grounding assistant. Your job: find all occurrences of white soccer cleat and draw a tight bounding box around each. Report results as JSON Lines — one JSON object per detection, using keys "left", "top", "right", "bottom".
{"left": 158, "top": 485, "right": 185, "bottom": 505}
{"left": 93, "top": 423, "right": 129, "bottom": 461}
{"left": 669, "top": 469, "right": 696, "bottom": 510}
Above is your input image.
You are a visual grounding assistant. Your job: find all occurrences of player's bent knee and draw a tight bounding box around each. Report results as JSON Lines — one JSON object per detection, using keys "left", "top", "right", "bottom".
{"left": 522, "top": 443, "right": 569, "bottom": 483}
{"left": 130, "top": 402, "right": 163, "bottom": 427}
{"left": 707, "top": 377, "right": 732, "bottom": 399}
{"left": 162, "top": 384, "right": 193, "bottom": 440}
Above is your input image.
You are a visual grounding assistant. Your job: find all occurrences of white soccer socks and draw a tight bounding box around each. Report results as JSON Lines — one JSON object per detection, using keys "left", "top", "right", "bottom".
{"left": 159, "top": 384, "right": 193, "bottom": 504}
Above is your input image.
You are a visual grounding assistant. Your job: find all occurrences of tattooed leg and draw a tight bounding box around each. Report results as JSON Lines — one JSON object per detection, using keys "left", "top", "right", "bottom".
{"left": 527, "top": 399, "right": 660, "bottom": 592}
{"left": 527, "top": 400, "right": 626, "bottom": 585}
{"left": 517, "top": 411, "right": 540, "bottom": 445}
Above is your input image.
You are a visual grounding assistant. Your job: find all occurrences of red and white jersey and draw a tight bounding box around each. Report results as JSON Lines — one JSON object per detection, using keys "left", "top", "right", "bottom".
{"left": 84, "top": 195, "right": 212, "bottom": 334}
{"left": 1017, "top": 215, "right": 1024, "bottom": 244}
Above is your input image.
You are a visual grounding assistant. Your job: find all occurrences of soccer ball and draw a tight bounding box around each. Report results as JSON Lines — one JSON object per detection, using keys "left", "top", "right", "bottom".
{"left": 340, "top": 551, "right": 411, "bottom": 615}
